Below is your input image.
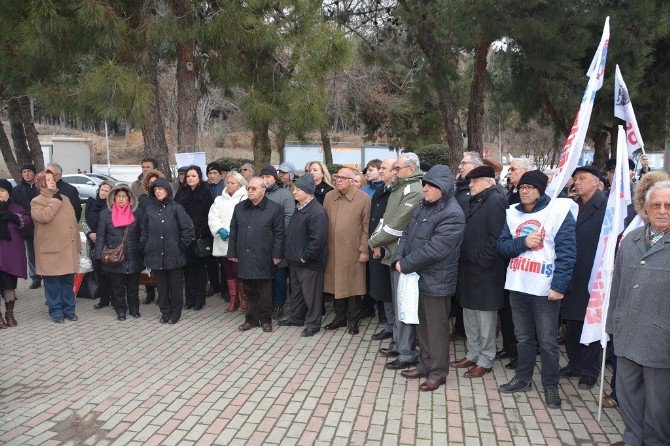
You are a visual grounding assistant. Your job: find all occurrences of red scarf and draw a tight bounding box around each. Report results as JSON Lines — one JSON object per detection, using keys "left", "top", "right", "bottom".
{"left": 111, "top": 203, "right": 135, "bottom": 228}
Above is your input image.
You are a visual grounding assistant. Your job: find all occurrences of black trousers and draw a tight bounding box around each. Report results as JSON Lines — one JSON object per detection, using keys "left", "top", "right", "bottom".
{"left": 452, "top": 297, "right": 465, "bottom": 335}
{"left": 243, "top": 279, "right": 273, "bottom": 325}
{"left": 155, "top": 268, "right": 184, "bottom": 320}
{"left": 287, "top": 266, "right": 324, "bottom": 328}
{"left": 93, "top": 260, "right": 112, "bottom": 305}
{"left": 499, "top": 290, "right": 517, "bottom": 357}
{"left": 333, "top": 296, "right": 361, "bottom": 324}
{"left": 205, "top": 255, "right": 222, "bottom": 291}
{"left": 108, "top": 272, "right": 140, "bottom": 315}
{"left": 564, "top": 318, "right": 602, "bottom": 379}
{"left": 184, "top": 257, "right": 208, "bottom": 308}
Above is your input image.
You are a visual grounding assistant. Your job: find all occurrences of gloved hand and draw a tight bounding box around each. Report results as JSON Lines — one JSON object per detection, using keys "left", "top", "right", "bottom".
{"left": 218, "top": 228, "right": 229, "bottom": 241}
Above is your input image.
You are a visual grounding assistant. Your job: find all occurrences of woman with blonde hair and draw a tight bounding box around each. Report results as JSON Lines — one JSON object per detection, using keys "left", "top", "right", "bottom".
{"left": 307, "top": 161, "right": 333, "bottom": 205}
{"left": 209, "top": 171, "right": 248, "bottom": 312}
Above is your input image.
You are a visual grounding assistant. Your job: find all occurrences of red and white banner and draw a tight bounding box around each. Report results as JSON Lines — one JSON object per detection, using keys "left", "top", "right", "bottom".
{"left": 546, "top": 17, "right": 610, "bottom": 198}
{"left": 581, "top": 126, "right": 632, "bottom": 346}
{"left": 614, "top": 65, "right": 644, "bottom": 155}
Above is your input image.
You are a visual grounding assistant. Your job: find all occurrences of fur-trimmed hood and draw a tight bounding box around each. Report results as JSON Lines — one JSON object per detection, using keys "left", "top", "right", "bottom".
{"left": 107, "top": 185, "right": 139, "bottom": 211}
{"left": 142, "top": 169, "right": 165, "bottom": 192}
{"left": 633, "top": 171, "right": 670, "bottom": 221}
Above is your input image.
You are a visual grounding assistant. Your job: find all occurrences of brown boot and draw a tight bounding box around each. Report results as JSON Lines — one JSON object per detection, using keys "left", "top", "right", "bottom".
{"left": 0, "top": 312, "right": 7, "bottom": 329}
{"left": 237, "top": 280, "right": 248, "bottom": 311}
{"left": 5, "top": 300, "right": 16, "bottom": 327}
{"left": 224, "top": 280, "right": 239, "bottom": 312}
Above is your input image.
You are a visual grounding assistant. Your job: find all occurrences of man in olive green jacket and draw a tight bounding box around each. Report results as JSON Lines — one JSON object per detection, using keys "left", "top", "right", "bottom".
{"left": 369, "top": 153, "right": 424, "bottom": 369}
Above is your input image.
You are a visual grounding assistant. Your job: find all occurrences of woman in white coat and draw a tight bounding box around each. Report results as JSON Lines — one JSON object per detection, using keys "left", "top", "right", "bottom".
{"left": 208, "top": 171, "right": 248, "bottom": 312}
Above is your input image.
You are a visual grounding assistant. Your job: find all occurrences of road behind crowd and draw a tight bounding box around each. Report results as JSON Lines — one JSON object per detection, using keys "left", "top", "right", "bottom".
{"left": 1, "top": 282, "right": 624, "bottom": 445}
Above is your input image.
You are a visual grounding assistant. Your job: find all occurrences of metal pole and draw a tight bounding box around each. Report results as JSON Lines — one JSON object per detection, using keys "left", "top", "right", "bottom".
{"left": 105, "top": 120, "right": 111, "bottom": 176}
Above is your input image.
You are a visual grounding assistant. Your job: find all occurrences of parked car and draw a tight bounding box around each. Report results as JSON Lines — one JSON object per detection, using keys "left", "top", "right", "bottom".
{"left": 61, "top": 174, "right": 125, "bottom": 202}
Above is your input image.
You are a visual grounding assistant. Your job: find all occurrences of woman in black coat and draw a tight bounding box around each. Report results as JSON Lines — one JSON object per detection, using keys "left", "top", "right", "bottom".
{"left": 141, "top": 178, "right": 194, "bottom": 324}
{"left": 175, "top": 166, "right": 214, "bottom": 311}
{"left": 368, "top": 181, "right": 393, "bottom": 339}
{"left": 93, "top": 185, "right": 143, "bottom": 320}
{"left": 83, "top": 181, "right": 114, "bottom": 309}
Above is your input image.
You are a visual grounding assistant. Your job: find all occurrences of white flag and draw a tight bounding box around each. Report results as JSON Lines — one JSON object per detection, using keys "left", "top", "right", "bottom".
{"left": 614, "top": 65, "right": 644, "bottom": 155}
{"left": 546, "top": 17, "right": 610, "bottom": 198}
{"left": 581, "top": 126, "right": 632, "bottom": 346}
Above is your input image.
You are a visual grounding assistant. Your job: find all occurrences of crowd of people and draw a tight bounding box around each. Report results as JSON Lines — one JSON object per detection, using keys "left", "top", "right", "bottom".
{"left": 0, "top": 151, "right": 667, "bottom": 446}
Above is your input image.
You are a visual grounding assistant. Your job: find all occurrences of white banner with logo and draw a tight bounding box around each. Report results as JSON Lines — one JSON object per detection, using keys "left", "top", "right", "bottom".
{"left": 614, "top": 65, "right": 644, "bottom": 155}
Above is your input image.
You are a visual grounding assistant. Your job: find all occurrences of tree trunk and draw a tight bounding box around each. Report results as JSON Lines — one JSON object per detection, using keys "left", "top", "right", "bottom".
{"left": 466, "top": 41, "right": 489, "bottom": 155}
{"left": 173, "top": 0, "right": 199, "bottom": 153}
{"left": 8, "top": 98, "right": 31, "bottom": 166}
{"left": 320, "top": 126, "right": 333, "bottom": 166}
{"left": 18, "top": 95, "right": 45, "bottom": 170}
{"left": 252, "top": 121, "right": 271, "bottom": 169}
{"left": 275, "top": 122, "right": 288, "bottom": 163}
{"left": 0, "top": 124, "right": 22, "bottom": 181}
{"left": 141, "top": 55, "right": 173, "bottom": 180}
{"left": 592, "top": 131, "right": 609, "bottom": 171}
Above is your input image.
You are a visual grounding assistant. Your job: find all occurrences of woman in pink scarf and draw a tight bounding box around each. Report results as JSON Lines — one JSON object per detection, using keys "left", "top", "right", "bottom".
{"left": 93, "top": 185, "right": 143, "bottom": 321}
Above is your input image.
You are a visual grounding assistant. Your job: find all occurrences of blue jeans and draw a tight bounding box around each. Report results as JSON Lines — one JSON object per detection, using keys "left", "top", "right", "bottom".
{"left": 509, "top": 291, "right": 560, "bottom": 389}
{"left": 43, "top": 274, "right": 76, "bottom": 319}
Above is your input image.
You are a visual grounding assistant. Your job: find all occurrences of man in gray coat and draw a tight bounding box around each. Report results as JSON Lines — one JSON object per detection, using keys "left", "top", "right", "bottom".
{"left": 607, "top": 180, "right": 670, "bottom": 446}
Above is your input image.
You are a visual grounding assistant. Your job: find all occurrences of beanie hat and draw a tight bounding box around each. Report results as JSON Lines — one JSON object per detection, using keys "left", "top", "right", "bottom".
{"left": 177, "top": 166, "right": 189, "bottom": 174}
{"left": 219, "top": 163, "right": 231, "bottom": 172}
{"left": 260, "top": 165, "right": 278, "bottom": 179}
{"left": 206, "top": 162, "right": 220, "bottom": 174}
{"left": 464, "top": 165, "right": 495, "bottom": 180}
{"left": 293, "top": 173, "right": 315, "bottom": 195}
{"left": 20, "top": 163, "right": 37, "bottom": 174}
{"left": 34, "top": 171, "right": 50, "bottom": 190}
{"left": 0, "top": 179, "right": 13, "bottom": 195}
{"left": 518, "top": 170, "right": 549, "bottom": 196}
{"left": 605, "top": 158, "right": 635, "bottom": 172}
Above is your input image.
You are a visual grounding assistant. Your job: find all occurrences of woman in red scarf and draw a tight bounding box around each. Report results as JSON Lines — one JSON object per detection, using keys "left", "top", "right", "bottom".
{"left": 93, "top": 185, "right": 143, "bottom": 321}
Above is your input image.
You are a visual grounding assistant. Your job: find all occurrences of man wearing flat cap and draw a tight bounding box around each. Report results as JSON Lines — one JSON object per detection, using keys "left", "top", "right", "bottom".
{"left": 450, "top": 165, "right": 508, "bottom": 378}
{"left": 560, "top": 164, "right": 609, "bottom": 390}
{"left": 497, "top": 170, "right": 577, "bottom": 409}
{"left": 277, "top": 162, "right": 296, "bottom": 190}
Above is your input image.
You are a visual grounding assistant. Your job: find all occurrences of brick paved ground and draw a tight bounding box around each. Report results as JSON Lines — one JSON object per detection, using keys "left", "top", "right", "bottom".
{"left": 1, "top": 282, "right": 624, "bottom": 445}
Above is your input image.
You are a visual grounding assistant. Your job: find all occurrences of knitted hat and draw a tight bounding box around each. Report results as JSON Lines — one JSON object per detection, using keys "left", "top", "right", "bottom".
{"left": 0, "top": 179, "right": 13, "bottom": 195}
{"left": 518, "top": 170, "right": 549, "bottom": 196}
{"left": 293, "top": 173, "right": 315, "bottom": 195}
{"left": 34, "top": 170, "right": 50, "bottom": 190}
{"left": 260, "top": 165, "right": 278, "bottom": 179}
{"left": 219, "top": 163, "right": 231, "bottom": 172}
{"left": 464, "top": 165, "right": 495, "bottom": 180}
{"left": 20, "top": 163, "right": 37, "bottom": 174}
{"left": 605, "top": 158, "right": 635, "bottom": 172}
{"left": 206, "top": 162, "right": 220, "bottom": 174}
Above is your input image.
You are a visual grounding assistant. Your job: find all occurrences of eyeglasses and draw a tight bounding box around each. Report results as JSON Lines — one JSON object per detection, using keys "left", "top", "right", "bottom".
{"left": 508, "top": 166, "right": 522, "bottom": 172}
{"left": 459, "top": 160, "right": 475, "bottom": 166}
{"left": 241, "top": 168, "right": 251, "bottom": 172}
{"left": 518, "top": 185, "right": 537, "bottom": 192}
{"left": 332, "top": 175, "right": 354, "bottom": 181}
{"left": 247, "top": 186, "right": 261, "bottom": 191}
{"left": 391, "top": 165, "right": 409, "bottom": 172}
{"left": 649, "top": 202, "right": 670, "bottom": 211}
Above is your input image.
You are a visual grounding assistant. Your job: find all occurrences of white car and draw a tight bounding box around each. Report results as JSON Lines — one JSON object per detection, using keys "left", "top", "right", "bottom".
{"left": 62, "top": 174, "right": 127, "bottom": 203}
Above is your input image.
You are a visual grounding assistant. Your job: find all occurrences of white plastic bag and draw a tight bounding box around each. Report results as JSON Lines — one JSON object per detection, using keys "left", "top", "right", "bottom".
{"left": 78, "top": 232, "right": 94, "bottom": 274}
{"left": 397, "top": 272, "right": 420, "bottom": 324}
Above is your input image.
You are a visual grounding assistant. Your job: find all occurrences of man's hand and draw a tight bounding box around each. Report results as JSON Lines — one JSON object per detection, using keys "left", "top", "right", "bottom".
{"left": 372, "top": 247, "right": 381, "bottom": 259}
{"left": 358, "top": 252, "right": 369, "bottom": 263}
{"left": 89, "top": 232, "right": 97, "bottom": 242}
{"left": 548, "top": 290, "right": 564, "bottom": 301}
{"left": 525, "top": 230, "right": 542, "bottom": 249}
{"left": 229, "top": 257, "right": 238, "bottom": 263}
{"left": 273, "top": 258, "right": 282, "bottom": 265}
{"left": 395, "top": 262, "right": 402, "bottom": 273}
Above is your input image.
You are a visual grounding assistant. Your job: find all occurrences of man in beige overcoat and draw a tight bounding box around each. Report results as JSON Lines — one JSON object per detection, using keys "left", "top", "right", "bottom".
{"left": 323, "top": 167, "right": 371, "bottom": 335}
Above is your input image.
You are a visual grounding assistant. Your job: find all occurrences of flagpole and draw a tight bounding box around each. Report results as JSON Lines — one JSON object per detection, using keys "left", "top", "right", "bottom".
{"left": 597, "top": 345, "right": 607, "bottom": 421}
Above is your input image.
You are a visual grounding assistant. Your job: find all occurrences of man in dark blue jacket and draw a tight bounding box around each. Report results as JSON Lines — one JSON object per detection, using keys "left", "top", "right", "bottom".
{"left": 278, "top": 174, "right": 328, "bottom": 337}
{"left": 496, "top": 170, "right": 576, "bottom": 409}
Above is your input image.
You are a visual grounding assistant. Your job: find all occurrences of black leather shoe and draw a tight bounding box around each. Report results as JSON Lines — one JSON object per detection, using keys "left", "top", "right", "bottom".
{"left": 29, "top": 280, "right": 41, "bottom": 289}
{"left": 386, "top": 359, "right": 418, "bottom": 370}
{"left": 184, "top": 303, "right": 193, "bottom": 310}
{"left": 560, "top": 366, "right": 581, "bottom": 378}
{"left": 578, "top": 376, "right": 597, "bottom": 390}
{"left": 64, "top": 314, "right": 78, "bottom": 321}
{"left": 495, "top": 349, "right": 511, "bottom": 360}
{"left": 117, "top": 313, "right": 126, "bottom": 321}
{"left": 94, "top": 302, "right": 109, "bottom": 309}
{"left": 324, "top": 320, "right": 347, "bottom": 330}
{"left": 193, "top": 306, "right": 203, "bottom": 311}
{"left": 499, "top": 377, "right": 532, "bottom": 394}
{"left": 278, "top": 319, "right": 303, "bottom": 327}
{"left": 130, "top": 312, "right": 141, "bottom": 318}
{"left": 205, "top": 287, "right": 219, "bottom": 297}
{"left": 544, "top": 387, "right": 562, "bottom": 408}
{"left": 160, "top": 317, "right": 169, "bottom": 324}
{"left": 168, "top": 318, "right": 179, "bottom": 324}
{"left": 379, "top": 347, "right": 400, "bottom": 357}
{"left": 301, "top": 327, "right": 320, "bottom": 337}
{"left": 371, "top": 330, "right": 393, "bottom": 341}
{"left": 53, "top": 317, "right": 65, "bottom": 324}
{"left": 348, "top": 323, "right": 360, "bottom": 335}
{"left": 505, "top": 358, "right": 518, "bottom": 370}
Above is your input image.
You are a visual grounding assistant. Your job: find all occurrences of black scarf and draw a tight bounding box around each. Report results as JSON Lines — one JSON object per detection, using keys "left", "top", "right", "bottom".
{"left": 85, "top": 194, "right": 108, "bottom": 232}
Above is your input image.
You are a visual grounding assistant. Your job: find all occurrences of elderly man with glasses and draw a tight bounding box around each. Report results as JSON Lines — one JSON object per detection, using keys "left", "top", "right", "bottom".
{"left": 240, "top": 163, "right": 255, "bottom": 182}
{"left": 369, "top": 153, "right": 424, "bottom": 369}
{"left": 323, "top": 168, "right": 371, "bottom": 335}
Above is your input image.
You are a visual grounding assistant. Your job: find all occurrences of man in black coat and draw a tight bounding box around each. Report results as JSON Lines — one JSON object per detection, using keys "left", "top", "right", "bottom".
{"left": 560, "top": 165, "right": 608, "bottom": 390}
{"left": 46, "top": 163, "right": 82, "bottom": 222}
{"left": 369, "top": 159, "right": 396, "bottom": 341}
{"left": 228, "top": 177, "right": 285, "bottom": 332}
{"left": 10, "top": 163, "right": 40, "bottom": 288}
{"left": 450, "top": 166, "right": 508, "bottom": 378}
{"left": 278, "top": 174, "right": 328, "bottom": 337}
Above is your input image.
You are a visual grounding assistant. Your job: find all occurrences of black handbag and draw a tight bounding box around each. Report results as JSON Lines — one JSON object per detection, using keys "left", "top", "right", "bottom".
{"left": 195, "top": 236, "right": 213, "bottom": 257}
